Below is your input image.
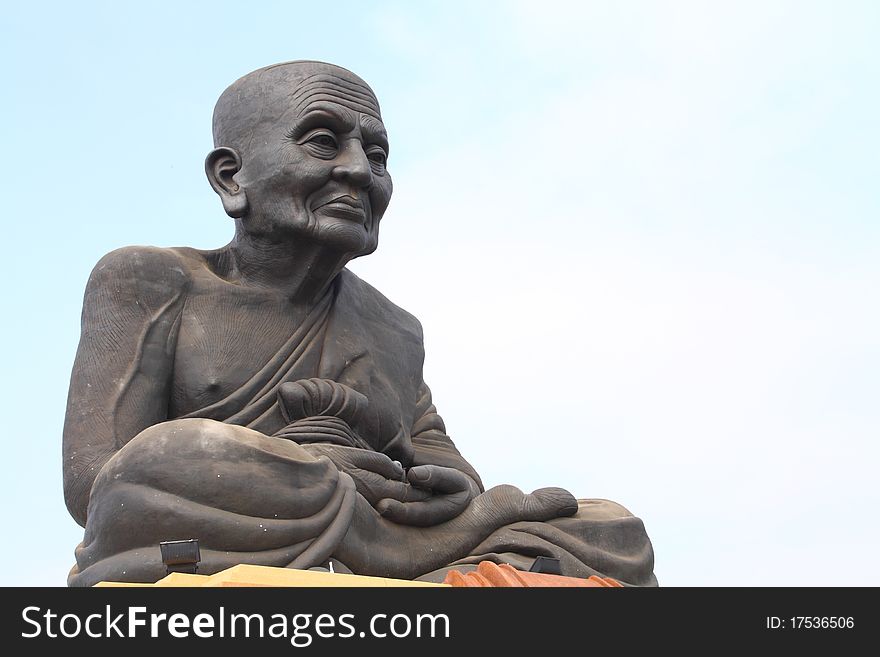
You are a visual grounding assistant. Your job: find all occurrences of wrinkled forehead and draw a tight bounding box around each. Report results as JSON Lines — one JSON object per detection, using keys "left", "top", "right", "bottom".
{"left": 213, "top": 62, "right": 383, "bottom": 148}
{"left": 287, "top": 72, "right": 382, "bottom": 120}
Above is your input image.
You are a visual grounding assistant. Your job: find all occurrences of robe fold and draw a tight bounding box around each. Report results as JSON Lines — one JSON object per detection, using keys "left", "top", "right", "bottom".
{"left": 68, "top": 267, "right": 656, "bottom": 587}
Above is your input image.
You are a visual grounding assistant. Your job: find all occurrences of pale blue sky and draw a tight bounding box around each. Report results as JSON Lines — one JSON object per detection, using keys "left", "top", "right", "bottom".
{"left": 2, "top": 1, "right": 877, "bottom": 585}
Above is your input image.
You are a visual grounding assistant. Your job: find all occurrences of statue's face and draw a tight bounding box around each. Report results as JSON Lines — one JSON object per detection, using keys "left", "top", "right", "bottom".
{"left": 236, "top": 72, "right": 392, "bottom": 256}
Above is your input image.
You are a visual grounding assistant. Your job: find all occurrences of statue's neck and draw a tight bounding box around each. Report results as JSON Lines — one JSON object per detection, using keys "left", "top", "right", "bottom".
{"left": 226, "top": 232, "right": 350, "bottom": 306}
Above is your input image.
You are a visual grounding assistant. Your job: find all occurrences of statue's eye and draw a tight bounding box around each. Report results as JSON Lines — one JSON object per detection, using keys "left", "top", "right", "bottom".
{"left": 299, "top": 131, "right": 338, "bottom": 158}
{"left": 310, "top": 134, "right": 337, "bottom": 148}
{"left": 366, "top": 146, "right": 387, "bottom": 174}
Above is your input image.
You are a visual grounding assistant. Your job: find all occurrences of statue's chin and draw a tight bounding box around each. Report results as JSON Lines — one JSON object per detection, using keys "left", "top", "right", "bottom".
{"left": 305, "top": 215, "right": 378, "bottom": 257}
{"left": 239, "top": 213, "right": 377, "bottom": 256}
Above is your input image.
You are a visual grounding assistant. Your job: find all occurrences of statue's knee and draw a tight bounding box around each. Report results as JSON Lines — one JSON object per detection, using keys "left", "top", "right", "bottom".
{"left": 122, "top": 418, "right": 317, "bottom": 469}
{"left": 107, "top": 419, "right": 242, "bottom": 477}
{"left": 131, "top": 417, "right": 231, "bottom": 444}
{"left": 577, "top": 498, "right": 635, "bottom": 520}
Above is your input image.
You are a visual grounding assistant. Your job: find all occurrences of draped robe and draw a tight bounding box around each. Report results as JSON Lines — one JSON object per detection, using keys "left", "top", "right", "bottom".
{"left": 67, "top": 253, "right": 657, "bottom": 587}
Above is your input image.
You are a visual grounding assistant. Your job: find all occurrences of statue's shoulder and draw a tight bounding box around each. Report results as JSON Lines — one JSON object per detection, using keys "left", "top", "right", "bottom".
{"left": 88, "top": 245, "right": 194, "bottom": 296}
{"left": 337, "top": 269, "right": 423, "bottom": 342}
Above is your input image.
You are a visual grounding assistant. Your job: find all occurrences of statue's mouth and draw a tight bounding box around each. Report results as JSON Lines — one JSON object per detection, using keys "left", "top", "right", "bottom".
{"left": 314, "top": 195, "right": 368, "bottom": 222}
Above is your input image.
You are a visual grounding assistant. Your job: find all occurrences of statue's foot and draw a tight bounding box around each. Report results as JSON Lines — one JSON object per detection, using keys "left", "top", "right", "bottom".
{"left": 465, "top": 484, "right": 578, "bottom": 527}
{"left": 522, "top": 487, "right": 579, "bottom": 519}
{"left": 338, "top": 483, "right": 577, "bottom": 580}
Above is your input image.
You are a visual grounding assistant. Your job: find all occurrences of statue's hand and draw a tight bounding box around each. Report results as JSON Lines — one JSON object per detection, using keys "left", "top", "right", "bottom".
{"left": 300, "top": 444, "right": 430, "bottom": 508}
{"left": 375, "top": 465, "right": 481, "bottom": 527}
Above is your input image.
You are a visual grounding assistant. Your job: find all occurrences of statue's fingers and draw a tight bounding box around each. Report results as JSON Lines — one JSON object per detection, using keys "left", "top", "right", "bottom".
{"left": 376, "top": 491, "right": 471, "bottom": 527}
{"left": 347, "top": 449, "right": 405, "bottom": 480}
{"left": 407, "top": 465, "right": 473, "bottom": 494}
{"left": 355, "top": 472, "right": 431, "bottom": 505}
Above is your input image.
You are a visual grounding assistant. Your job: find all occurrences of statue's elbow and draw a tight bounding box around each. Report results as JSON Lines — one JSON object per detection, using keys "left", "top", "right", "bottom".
{"left": 63, "top": 452, "right": 107, "bottom": 528}
{"left": 63, "top": 476, "right": 89, "bottom": 528}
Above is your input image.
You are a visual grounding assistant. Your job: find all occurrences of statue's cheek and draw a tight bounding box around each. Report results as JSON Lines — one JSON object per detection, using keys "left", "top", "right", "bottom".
{"left": 370, "top": 176, "right": 393, "bottom": 216}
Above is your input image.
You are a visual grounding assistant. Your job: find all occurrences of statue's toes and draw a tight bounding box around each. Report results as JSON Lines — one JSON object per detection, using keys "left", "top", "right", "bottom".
{"left": 522, "top": 487, "right": 578, "bottom": 520}
{"left": 472, "top": 484, "right": 578, "bottom": 526}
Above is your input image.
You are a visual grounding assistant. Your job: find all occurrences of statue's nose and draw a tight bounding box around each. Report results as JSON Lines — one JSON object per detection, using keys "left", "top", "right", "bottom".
{"left": 332, "top": 140, "right": 372, "bottom": 188}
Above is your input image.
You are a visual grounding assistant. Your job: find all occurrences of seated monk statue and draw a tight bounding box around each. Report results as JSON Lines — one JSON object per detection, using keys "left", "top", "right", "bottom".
{"left": 63, "top": 60, "right": 657, "bottom": 587}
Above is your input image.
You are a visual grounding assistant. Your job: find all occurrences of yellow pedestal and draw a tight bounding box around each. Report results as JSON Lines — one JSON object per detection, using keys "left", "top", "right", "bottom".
{"left": 95, "top": 564, "right": 448, "bottom": 587}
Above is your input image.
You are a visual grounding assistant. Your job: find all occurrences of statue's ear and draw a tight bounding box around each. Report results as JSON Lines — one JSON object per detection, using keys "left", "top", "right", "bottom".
{"left": 205, "top": 147, "right": 248, "bottom": 218}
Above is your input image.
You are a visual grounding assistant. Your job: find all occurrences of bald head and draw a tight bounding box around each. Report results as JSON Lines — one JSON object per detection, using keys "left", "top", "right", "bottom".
{"left": 212, "top": 61, "right": 383, "bottom": 155}
{"left": 205, "top": 60, "right": 393, "bottom": 257}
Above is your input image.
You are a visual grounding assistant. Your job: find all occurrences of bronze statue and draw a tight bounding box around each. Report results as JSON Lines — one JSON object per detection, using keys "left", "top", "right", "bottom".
{"left": 63, "top": 61, "right": 657, "bottom": 586}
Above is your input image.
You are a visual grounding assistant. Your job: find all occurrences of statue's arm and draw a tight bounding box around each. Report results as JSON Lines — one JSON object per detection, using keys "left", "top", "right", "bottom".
{"left": 356, "top": 311, "right": 485, "bottom": 526}
{"left": 369, "top": 380, "right": 485, "bottom": 526}
{"left": 62, "top": 246, "right": 190, "bottom": 526}
{"left": 410, "top": 381, "right": 484, "bottom": 491}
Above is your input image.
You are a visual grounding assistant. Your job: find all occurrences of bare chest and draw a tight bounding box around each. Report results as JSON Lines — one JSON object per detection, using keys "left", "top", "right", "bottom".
{"left": 169, "top": 289, "right": 312, "bottom": 417}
